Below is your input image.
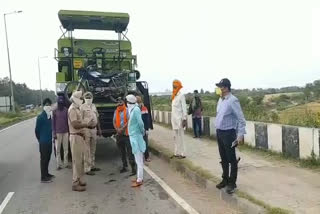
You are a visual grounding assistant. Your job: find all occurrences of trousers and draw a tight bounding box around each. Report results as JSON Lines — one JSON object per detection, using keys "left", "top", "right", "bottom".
{"left": 134, "top": 151, "right": 144, "bottom": 182}
{"left": 144, "top": 134, "right": 150, "bottom": 159}
{"left": 173, "top": 127, "right": 185, "bottom": 156}
{"left": 55, "top": 133, "right": 69, "bottom": 168}
{"left": 84, "top": 129, "right": 97, "bottom": 172}
{"left": 192, "top": 118, "right": 202, "bottom": 137}
{"left": 40, "top": 143, "right": 52, "bottom": 179}
{"left": 117, "top": 135, "right": 135, "bottom": 170}
{"left": 216, "top": 129, "right": 238, "bottom": 184}
{"left": 70, "top": 135, "right": 85, "bottom": 186}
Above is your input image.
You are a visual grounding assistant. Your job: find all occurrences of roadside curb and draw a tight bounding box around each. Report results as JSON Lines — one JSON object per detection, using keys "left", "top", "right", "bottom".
{"left": 0, "top": 116, "right": 36, "bottom": 132}
{"left": 149, "top": 138, "right": 290, "bottom": 214}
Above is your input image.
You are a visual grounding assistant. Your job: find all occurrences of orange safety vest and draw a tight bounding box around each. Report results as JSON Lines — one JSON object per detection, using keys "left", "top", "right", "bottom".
{"left": 115, "top": 105, "right": 128, "bottom": 136}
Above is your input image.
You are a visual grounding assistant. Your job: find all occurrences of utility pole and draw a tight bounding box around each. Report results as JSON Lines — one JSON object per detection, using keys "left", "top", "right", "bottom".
{"left": 38, "top": 56, "right": 48, "bottom": 106}
{"left": 4, "top": 10, "right": 22, "bottom": 112}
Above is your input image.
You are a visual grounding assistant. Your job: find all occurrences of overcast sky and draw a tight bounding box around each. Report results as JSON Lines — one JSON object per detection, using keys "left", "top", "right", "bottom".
{"left": 1, "top": 0, "right": 320, "bottom": 93}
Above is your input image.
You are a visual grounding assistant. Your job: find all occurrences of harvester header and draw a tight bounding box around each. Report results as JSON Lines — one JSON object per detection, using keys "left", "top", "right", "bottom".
{"left": 58, "top": 10, "right": 129, "bottom": 32}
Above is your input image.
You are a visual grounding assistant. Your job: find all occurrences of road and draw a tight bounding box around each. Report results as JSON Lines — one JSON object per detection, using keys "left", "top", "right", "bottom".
{"left": 0, "top": 118, "right": 244, "bottom": 214}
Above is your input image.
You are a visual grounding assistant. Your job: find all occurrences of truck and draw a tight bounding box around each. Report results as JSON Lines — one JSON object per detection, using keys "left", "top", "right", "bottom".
{"left": 55, "top": 10, "right": 153, "bottom": 137}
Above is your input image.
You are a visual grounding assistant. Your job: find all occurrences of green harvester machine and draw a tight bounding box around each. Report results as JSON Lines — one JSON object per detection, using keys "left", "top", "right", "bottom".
{"left": 55, "top": 10, "right": 152, "bottom": 137}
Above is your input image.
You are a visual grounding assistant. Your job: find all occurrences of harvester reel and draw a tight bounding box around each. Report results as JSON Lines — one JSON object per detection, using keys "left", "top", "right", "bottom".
{"left": 64, "top": 81, "right": 86, "bottom": 103}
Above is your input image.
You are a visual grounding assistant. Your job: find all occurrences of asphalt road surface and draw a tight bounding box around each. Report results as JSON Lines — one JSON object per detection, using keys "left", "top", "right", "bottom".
{"left": 0, "top": 118, "right": 244, "bottom": 214}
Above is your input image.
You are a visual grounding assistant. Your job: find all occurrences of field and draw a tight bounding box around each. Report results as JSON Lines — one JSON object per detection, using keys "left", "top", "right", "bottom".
{"left": 263, "top": 92, "right": 303, "bottom": 103}
{"left": 279, "top": 101, "right": 320, "bottom": 126}
{"left": 151, "top": 92, "right": 320, "bottom": 128}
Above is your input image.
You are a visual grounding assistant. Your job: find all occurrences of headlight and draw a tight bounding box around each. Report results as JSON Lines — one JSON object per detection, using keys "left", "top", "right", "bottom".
{"left": 63, "top": 47, "right": 71, "bottom": 57}
{"left": 127, "top": 82, "right": 137, "bottom": 91}
{"left": 56, "top": 82, "right": 67, "bottom": 93}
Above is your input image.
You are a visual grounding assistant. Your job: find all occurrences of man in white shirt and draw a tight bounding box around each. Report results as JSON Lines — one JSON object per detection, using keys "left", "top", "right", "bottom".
{"left": 171, "top": 79, "right": 187, "bottom": 159}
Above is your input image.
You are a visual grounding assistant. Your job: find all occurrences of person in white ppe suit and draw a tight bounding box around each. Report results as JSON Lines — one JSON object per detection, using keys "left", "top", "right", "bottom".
{"left": 171, "top": 79, "right": 187, "bottom": 159}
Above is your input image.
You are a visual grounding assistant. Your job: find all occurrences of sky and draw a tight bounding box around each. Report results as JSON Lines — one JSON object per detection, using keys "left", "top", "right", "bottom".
{"left": 1, "top": 0, "right": 320, "bottom": 93}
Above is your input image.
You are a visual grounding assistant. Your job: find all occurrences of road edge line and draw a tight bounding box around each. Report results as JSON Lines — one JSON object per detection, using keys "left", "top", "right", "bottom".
{"left": 0, "top": 192, "right": 14, "bottom": 214}
{"left": 144, "top": 165, "right": 200, "bottom": 214}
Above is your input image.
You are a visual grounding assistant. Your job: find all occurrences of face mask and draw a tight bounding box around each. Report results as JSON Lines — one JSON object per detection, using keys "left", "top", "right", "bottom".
{"left": 127, "top": 103, "right": 136, "bottom": 112}
{"left": 85, "top": 98, "right": 93, "bottom": 105}
{"left": 72, "top": 97, "right": 83, "bottom": 107}
{"left": 215, "top": 88, "right": 222, "bottom": 96}
{"left": 43, "top": 106, "right": 52, "bottom": 118}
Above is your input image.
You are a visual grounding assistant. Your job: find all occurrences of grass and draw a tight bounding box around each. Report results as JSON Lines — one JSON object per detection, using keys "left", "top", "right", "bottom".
{"left": 149, "top": 138, "right": 291, "bottom": 214}
{"left": 0, "top": 110, "right": 38, "bottom": 128}
{"left": 239, "top": 143, "right": 320, "bottom": 172}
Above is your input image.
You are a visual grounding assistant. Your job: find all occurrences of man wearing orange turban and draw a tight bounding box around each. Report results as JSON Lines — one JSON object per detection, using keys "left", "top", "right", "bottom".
{"left": 171, "top": 79, "right": 187, "bottom": 159}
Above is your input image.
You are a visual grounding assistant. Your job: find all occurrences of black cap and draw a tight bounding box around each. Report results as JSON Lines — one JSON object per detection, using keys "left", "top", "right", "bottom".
{"left": 116, "top": 97, "right": 124, "bottom": 102}
{"left": 194, "top": 90, "right": 199, "bottom": 93}
{"left": 215, "top": 78, "right": 231, "bottom": 88}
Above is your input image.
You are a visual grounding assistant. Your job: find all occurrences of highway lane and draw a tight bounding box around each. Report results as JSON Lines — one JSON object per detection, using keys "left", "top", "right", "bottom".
{"left": 0, "top": 118, "right": 243, "bottom": 214}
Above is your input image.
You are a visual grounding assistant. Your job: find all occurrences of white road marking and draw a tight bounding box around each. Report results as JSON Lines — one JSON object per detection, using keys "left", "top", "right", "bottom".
{"left": 0, "top": 118, "right": 34, "bottom": 133}
{"left": 144, "top": 166, "right": 200, "bottom": 214}
{"left": 0, "top": 192, "right": 14, "bottom": 214}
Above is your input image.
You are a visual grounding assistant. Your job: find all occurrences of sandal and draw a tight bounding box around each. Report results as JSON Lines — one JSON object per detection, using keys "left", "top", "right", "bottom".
{"left": 131, "top": 181, "right": 143, "bottom": 187}
{"left": 170, "top": 155, "right": 179, "bottom": 159}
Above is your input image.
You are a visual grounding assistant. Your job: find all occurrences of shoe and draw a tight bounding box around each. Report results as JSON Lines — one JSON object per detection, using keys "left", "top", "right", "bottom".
{"left": 170, "top": 155, "right": 179, "bottom": 159}
{"left": 129, "top": 171, "right": 136, "bottom": 176}
{"left": 91, "top": 167, "right": 101, "bottom": 172}
{"left": 79, "top": 181, "right": 87, "bottom": 186}
{"left": 56, "top": 166, "right": 62, "bottom": 170}
{"left": 47, "top": 174, "right": 55, "bottom": 179}
{"left": 72, "top": 185, "right": 86, "bottom": 192}
{"left": 41, "top": 177, "right": 53, "bottom": 183}
{"left": 86, "top": 171, "right": 95, "bottom": 176}
{"left": 131, "top": 181, "right": 143, "bottom": 187}
{"left": 216, "top": 180, "right": 228, "bottom": 189}
{"left": 120, "top": 167, "right": 128, "bottom": 173}
{"left": 178, "top": 155, "right": 186, "bottom": 159}
{"left": 226, "top": 183, "right": 237, "bottom": 194}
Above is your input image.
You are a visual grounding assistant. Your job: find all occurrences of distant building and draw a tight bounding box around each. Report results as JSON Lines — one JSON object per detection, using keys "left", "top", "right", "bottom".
{"left": 0, "top": 96, "right": 12, "bottom": 112}
{"left": 150, "top": 91, "right": 172, "bottom": 96}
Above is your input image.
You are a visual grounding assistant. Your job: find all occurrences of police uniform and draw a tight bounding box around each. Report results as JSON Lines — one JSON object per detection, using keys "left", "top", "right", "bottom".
{"left": 80, "top": 103, "right": 99, "bottom": 173}
{"left": 68, "top": 100, "right": 86, "bottom": 190}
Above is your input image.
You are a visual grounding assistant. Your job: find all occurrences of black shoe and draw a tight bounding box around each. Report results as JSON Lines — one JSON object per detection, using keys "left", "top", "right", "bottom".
{"left": 226, "top": 183, "right": 237, "bottom": 194}
{"left": 193, "top": 136, "right": 198, "bottom": 138}
{"left": 47, "top": 174, "right": 55, "bottom": 179}
{"left": 41, "top": 177, "right": 53, "bottom": 183}
{"left": 91, "top": 167, "right": 101, "bottom": 172}
{"left": 216, "top": 180, "right": 228, "bottom": 189}
{"left": 129, "top": 171, "right": 136, "bottom": 176}
{"left": 120, "top": 167, "right": 128, "bottom": 173}
{"left": 86, "top": 171, "right": 95, "bottom": 176}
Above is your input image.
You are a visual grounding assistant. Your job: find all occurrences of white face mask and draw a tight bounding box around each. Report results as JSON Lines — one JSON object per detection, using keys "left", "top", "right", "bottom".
{"left": 72, "top": 97, "right": 83, "bottom": 107}
{"left": 85, "top": 98, "right": 93, "bottom": 105}
{"left": 43, "top": 106, "right": 52, "bottom": 119}
{"left": 127, "top": 103, "right": 136, "bottom": 114}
